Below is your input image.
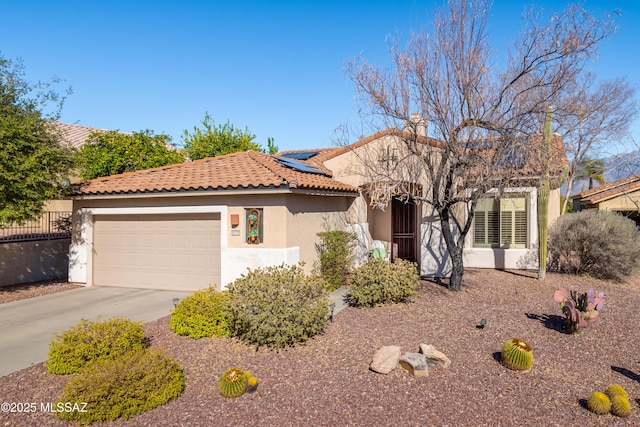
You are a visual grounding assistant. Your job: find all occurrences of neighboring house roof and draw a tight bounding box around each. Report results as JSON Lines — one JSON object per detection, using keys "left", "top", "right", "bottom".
{"left": 572, "top": 174, "right": 640, "bottom": 204}
{"left": 52, "top": 122, "right": 180, "bottom": 151}
{"left": 52, "top": 122, "right": 112, "bottom": 149}
{"left": 71, "top": 150, "right": 359, "bottom": 197}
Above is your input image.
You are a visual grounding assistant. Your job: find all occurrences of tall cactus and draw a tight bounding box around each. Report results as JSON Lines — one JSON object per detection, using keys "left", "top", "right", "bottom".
{"left": 538, "top": 106, "right": 553, "bottom": 280}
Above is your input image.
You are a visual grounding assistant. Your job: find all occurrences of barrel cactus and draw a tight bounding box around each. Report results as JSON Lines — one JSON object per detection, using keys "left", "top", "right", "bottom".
{"left": 501, "top": 338, "right": 533, "bottom": 372}
{"left": 244, "top": 370, "right": 258, "bottom": 390}
{"left": 610, "top": 395, "right": 632, "bottom": 417}
{"left": 605, "top": 384, "right": 628, "bottom": 400}
{"left": 587, "top": 391, "right": 611, "bottom": 415}
{"left": 219, "top": 368, "right": 248, "bottom": 398}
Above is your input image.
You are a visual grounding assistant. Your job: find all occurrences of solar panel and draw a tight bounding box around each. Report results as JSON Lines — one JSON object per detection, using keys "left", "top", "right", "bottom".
{"left": 497, "top": 147, "right": 527, "bottom": 168}
{"left": 281, "top": 151, "right": 319, "bottom": 160}
{"left": 275, "top": 157, "right": 329, "bottom": 176}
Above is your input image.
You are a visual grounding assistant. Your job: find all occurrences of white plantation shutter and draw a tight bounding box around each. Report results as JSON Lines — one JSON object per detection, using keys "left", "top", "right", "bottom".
{"left": 474, "top": 196, "right": 527, "bottom": 248}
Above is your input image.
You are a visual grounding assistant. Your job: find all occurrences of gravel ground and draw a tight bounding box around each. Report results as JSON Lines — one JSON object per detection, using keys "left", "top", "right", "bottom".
{"left": 1, "top": 269, "right": 639, "bottom": 426}
{"left": 0, "top": 281, "right": 82, "bottom": 304}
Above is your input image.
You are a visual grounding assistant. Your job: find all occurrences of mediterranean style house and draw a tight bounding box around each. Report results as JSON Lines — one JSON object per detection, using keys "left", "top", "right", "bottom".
{"left": 67, "top": 127, "right": 566, "bottom": 291}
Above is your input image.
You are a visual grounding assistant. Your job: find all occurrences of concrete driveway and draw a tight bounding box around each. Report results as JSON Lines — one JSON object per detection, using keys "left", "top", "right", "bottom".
{"left": 0, "top": 286, "right": 192, "bottom": 377}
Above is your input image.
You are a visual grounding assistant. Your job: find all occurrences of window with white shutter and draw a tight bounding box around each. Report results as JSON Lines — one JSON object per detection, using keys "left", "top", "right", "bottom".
{"left": 473, "top": 196, "right": 527, "bottom": 248}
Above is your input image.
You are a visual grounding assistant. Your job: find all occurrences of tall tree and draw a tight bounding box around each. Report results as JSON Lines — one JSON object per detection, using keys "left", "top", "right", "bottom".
{"left": 182, "top": 112, "right": 272, "bottom": 160}
{"left": 347, "top": 0, "right": 615, "bottom": 291}
{"left": 75, "top": 130, "right": 184, "bottom": 180}
{"left": 0, "top": 54, "right": 74, "bottom": 225}
{"left": 555, "top": 74, "right": 636, "bottom": 212}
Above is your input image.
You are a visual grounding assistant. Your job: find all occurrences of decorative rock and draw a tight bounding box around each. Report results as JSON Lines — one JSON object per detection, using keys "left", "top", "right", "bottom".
{"left": 370, "top": 345, "right": 401, "bottom": 374}
{"left": 399, "top": 352, "right": 429, "bottom": 377}
{"left": 419, "top": 344, "right": 451, "bottom": 368}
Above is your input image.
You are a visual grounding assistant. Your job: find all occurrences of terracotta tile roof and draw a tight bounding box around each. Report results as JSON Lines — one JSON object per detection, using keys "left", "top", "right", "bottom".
{"left": 51, "top": 122, "right": 112, "bottom": 149}
{"left": 572, "top": 175, "right": 640, "bottom": 204}
{"left": 71, "top": 151, "right": 359, "bottom": 197}
{"left": 293, "top": 128, "right": 567, "bottom": 178}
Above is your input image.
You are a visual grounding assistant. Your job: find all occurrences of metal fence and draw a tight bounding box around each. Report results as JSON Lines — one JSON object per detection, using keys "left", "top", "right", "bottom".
{"left": 0, "top": 211, "right": 72, "bottom": 243}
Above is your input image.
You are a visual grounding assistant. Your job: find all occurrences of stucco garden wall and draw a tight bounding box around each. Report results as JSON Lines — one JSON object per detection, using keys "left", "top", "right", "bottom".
{"left": 0, "top": 239, "right": 70, "bottom": 287}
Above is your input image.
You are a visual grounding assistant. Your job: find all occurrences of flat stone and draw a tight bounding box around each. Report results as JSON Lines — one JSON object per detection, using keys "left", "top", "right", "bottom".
{"left": 399, "top": 352, "right": 429, "bottom": 377}
{"left": 419, "top": 344, "right": 451, "bottom": 368}
{"left": 370, "top": 345, "right": 401, "bottom": 374}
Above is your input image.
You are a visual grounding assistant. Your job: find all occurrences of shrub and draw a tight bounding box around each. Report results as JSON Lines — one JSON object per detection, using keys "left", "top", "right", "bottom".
{"left": 315, "top": 230, "right": 356, "bottom": 291}
{"left": 47, "top": 318, "right": 146, "bottom": 375}
{"left": 347, "top": 258, "right": 419, "bottom": 307}
{"left": 548, "top": 210, "right": 640, "bottom": 280}
{"left": 226, "top": 263, "right": 329, "bottom": 349}
{"left": 55, "top": 347, "right": 184, "bottom": 424}
{"left": 170, "top": 288, "right": 231, "bottom": 339}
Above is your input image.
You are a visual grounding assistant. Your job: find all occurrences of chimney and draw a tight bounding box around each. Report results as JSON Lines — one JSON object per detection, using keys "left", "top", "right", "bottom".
{"left": 403, "top": 113, "right": 428, "bottom": 137}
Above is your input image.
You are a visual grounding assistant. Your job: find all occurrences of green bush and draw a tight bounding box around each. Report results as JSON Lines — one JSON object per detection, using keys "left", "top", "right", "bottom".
{"left": 54, "top": 347, "right": 184, "bottom": 424}
{"left": 47, "top": 318, "right": 146, "bottom": 375}
{"left": 348, "top": 258, "right": 419, "bottom": 307}
{"left": 548, "top": 210, "right": 640, "bottom": 280}
{"left": 315, "top": 230, "right": 356, "bottom": 291}
{"left": 226, "top": 263, "right": 329, "bottom": 349}
{"left": 170, "top": 288, "right": 231, "bottom": 339}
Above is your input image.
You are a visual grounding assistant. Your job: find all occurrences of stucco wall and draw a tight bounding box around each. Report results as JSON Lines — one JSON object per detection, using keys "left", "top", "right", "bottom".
{"left": 284, "top": 194, "right": 354, "bottom": 274}
{"left": 598, "top": 188, "right": 640, "bottom": 212}
{"left": 0, "top": 239, "right": 70, "bottom": 286}
{"left": 70, "top": 191, "right": 356, "bottom": 287}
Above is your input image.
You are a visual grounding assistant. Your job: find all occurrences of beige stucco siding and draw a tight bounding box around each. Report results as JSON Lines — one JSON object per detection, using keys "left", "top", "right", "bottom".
{"left": 596, "top": 189, "right": 640, "bottom": 212}
{"left": 70, "top": 191, "right": 355, "bottom": 288}
{"left": 284, "top": 194, "right": 353, "bottom": 274}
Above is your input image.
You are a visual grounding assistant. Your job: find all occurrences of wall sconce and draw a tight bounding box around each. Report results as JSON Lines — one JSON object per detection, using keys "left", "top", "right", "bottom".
{"left": 230, "top": 214, "right": 239, "bottom": 228}
{"left": 172, "top": 298, "right": 180, "bottom": 308}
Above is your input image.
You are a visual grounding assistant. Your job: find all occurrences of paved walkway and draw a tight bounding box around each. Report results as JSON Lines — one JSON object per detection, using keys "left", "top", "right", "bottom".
{"left": 0, "top": 287, "right": 192, "bottom": 377}
{"left": 329, "top": 286, "right": 350, "bottom": 318}
{"left": 0, "top": 285, "right": 351, "bottom": 378}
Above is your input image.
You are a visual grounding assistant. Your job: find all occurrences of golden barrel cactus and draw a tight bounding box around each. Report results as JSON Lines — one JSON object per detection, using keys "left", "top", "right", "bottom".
{"left": 501, "top": 338, "right": 533, "bottom": 372}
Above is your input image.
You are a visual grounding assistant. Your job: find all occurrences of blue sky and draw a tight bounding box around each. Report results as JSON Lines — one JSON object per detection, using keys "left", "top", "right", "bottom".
{"left": 2, "top": 1, "right": 639, "bottom": 153}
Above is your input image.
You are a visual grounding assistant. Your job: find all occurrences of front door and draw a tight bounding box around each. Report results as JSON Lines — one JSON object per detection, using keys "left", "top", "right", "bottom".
{"left": 392, "top": 197, "right": 418, "bottom": 263}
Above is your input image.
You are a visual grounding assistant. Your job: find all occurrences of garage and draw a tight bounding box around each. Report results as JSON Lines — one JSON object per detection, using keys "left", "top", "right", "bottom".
{"left": 92, "top": 213, "right": 221, "bottom": 291}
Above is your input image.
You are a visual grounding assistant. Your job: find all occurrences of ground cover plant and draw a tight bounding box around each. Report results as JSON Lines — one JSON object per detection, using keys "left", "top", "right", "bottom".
{"left": 348, "top": 258, "right": 419, "bottom": 306}
{"left": 1, "top": 269, "right": 639, "bottom": 426}
{"left": 47, "top": 318, "right": 146, "bottom": 374}
{"left": 55, "top": 347, "right": 184, "bottom": 424}
{"left": 169, "top": 288, "right": 231, "bottom": 339}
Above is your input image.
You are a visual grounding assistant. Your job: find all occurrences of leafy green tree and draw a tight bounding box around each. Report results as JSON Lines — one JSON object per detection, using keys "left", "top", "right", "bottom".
{"left": 0, "top": 54, "right": 74, "bottom": 225}
{"left": 182, "top": 112, "right": 276, "bottom": 160}
{"left": 575, "top": 158, "right": 605, "bottom": 190}
{"left": 75, "top": 130, "right": 184, "bottom": 180}
{"left": 266, "top": 136, "right": 278, "bottom": 155}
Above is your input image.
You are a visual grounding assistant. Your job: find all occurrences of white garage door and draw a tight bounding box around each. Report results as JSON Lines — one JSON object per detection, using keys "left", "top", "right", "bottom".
{"left": 93, "top": 213, "right": 221, "bottom": 291}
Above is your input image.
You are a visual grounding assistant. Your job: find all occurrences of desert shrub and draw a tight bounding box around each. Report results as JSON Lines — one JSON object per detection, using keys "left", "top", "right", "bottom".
{"left": 348, "top": 258, "right": 419, "bottom": 307}
{"left": 548, "top": 210, "right": 640, "bottom": 280}
{"left": 55, "top": 347, "right": 184, "bottom": 424}
{"left": 47, "top": 318, "right": 146, "bottom": 375}
{"left": 315, "top": 230, "right": 356, "bottom": 291}
{"left": 226, "top": 263, "right": 329, "bottom": 349}
{"left": 170, "top": 288, "right": 231, "bottom": 338}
